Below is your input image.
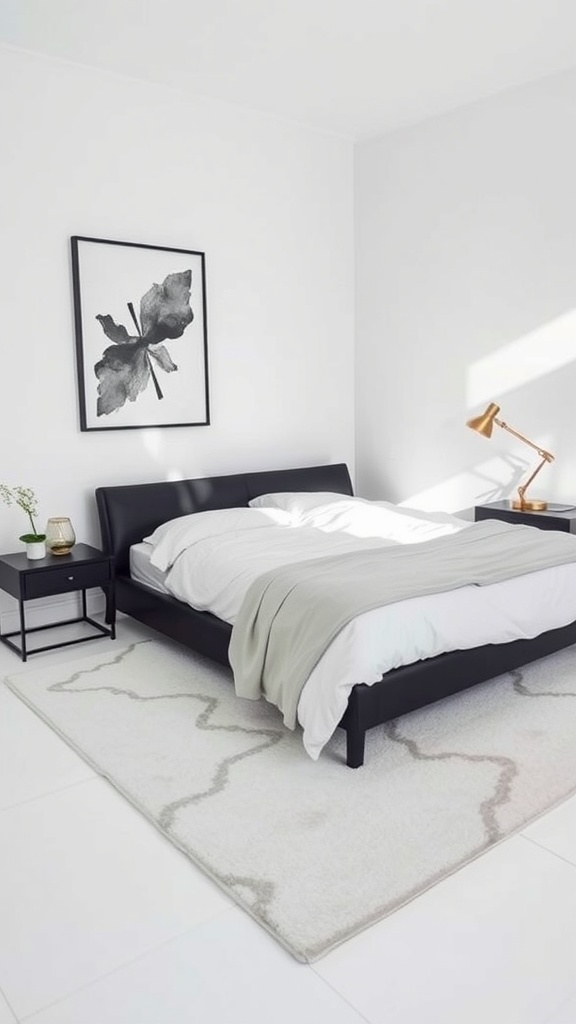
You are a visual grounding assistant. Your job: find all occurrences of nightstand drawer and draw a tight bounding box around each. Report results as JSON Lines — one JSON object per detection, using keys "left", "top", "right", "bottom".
{"left": 24, "top": 560, "right": 111, "bottom": 599}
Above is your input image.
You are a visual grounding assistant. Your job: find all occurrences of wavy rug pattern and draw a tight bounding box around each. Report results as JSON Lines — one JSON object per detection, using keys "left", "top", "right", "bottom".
{"left": 5, "top": 638, "right": 576, "bottom": 962}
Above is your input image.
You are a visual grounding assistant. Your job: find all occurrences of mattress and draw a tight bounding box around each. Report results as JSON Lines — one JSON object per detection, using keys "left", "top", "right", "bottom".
{"left": 130, "top": 542, "right": 170, "bottom": 594}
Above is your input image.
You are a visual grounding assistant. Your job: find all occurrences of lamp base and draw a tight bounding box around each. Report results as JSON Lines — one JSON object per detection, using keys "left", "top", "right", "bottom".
{"left": 511, "top": 498, "right": 548, "bottom": 511}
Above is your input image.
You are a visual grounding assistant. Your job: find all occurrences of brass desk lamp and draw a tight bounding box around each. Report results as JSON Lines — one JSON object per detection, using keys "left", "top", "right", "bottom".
{"left": 466, "top": 402, "right": 554, "bottom": 511}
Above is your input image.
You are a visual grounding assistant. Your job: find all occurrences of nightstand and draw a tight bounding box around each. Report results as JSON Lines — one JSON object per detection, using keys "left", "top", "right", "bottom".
{"left": 0, "top": 543, "right": 115, "bottom": 661}
{"left": 475, "top": 501, "right": 576, "bottom": 533}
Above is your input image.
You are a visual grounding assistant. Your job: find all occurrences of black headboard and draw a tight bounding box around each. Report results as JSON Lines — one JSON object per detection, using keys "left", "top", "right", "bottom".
{"left": 96, "top": 463, "right": 353, "bottom": 574}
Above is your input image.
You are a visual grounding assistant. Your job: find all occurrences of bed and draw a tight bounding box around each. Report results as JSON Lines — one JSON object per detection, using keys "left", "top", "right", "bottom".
{"left": 96, "top": 462, "right": 576, "bottom": 767}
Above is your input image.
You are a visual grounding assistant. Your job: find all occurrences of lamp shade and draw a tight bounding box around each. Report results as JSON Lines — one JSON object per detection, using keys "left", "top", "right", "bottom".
{"left": 466, "top": 402, "right": 500, "bottom": 438}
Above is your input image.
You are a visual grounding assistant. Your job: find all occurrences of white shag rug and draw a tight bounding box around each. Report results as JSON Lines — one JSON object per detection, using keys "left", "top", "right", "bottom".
{"left": 5, "top": 638, "right": 576, "bottom": 962}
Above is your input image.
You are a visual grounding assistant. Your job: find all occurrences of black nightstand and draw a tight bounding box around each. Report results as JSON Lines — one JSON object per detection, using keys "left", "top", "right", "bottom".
{"left": 475, "top": 501, "right": 576, "bottom": 533}
{"left": 0, "top": 543, "right": 115, "bottom": 661}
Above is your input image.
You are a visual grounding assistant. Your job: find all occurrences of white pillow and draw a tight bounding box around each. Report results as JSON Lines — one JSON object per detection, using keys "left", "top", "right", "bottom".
{"left": 145, "top": 506, "right": 292, "bottom": 571}
{"left": 248, "top": 491, "right": 354, "bottom": 515}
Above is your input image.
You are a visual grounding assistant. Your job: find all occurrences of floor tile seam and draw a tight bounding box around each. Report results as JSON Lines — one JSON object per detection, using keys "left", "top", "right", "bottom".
{"left": 309, "top": 965, "right": 371, "bottom": 1023}
{"left": 0, "top": 773, "right": 99, "bottom": 817}
{"left": 540, "top": 983, "right": 576, "bottom": 1024}
{"left": 518, "top": 831, "right": 576, "bottom": 871}
{"left": 14, "top": 904, "right": 239, "bottom": 1023}
{"left": 541, "top": 994, "right": 575, "bottom": 1024}
{"left": 0, "top": 982, "right": 17, "bottom": 1024}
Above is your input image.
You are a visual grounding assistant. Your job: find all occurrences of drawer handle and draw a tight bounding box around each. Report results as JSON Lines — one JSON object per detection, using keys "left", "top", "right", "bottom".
{"left": 67, "top": 575, "right": 74, "bottom": 581}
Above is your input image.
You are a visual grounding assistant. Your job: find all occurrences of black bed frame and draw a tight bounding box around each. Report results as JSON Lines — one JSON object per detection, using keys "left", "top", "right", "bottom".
{"left": 96, "top": 463, "right": 576, "bottom": 767}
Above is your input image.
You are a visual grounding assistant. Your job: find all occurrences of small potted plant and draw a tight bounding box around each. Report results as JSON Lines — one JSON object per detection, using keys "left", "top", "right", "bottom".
{"left": 0, "top": 484, "right": 47, "bottom": 559}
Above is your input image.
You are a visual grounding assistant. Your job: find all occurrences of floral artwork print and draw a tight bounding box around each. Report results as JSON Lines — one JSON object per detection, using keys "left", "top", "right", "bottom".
{"left": 94, "top": 269, "right": 194, "bottom": 416}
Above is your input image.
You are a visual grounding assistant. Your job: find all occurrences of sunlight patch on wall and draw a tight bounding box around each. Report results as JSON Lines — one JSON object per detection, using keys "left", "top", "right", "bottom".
{"left": 142, "top": 429, "right": 163, "bottom": 459}
{"left": 142, "top": 429, "right": 185, "bottom": 481}
{"left": 467, "top": 310, "right": 576, "bottom": 408}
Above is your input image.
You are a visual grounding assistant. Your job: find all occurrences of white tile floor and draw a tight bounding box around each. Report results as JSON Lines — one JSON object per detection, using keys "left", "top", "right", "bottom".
{"left": 2, "top": 616, "right": 576, "bottom": 1023}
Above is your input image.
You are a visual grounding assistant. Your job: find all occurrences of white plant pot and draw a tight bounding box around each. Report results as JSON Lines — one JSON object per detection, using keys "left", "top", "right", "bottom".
{"left": 26, "top": 540, "right": 46, "bottom": 560}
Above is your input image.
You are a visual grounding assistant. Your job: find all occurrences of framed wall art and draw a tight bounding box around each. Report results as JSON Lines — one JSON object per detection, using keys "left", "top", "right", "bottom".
{"left": 71, "top": 235, "right": 210, "bottom": 431}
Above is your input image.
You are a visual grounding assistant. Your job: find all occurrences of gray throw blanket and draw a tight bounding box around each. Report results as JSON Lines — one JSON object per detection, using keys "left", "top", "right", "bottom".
{"left": 228, "top": 519, "right": 576, "bottom": 728}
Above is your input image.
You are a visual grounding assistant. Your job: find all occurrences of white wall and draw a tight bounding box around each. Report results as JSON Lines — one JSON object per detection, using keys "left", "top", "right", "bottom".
{"left": 355, "top": 67, "right": 576, "bottom": 511}
{"left": 0, "top": 48, "right": 354, "bottom": 621}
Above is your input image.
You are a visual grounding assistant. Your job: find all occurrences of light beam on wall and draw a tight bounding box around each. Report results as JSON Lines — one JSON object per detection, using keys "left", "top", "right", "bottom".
{"left": 467, "top": 309, "right": 576, "bottom": 408}
{"left": 142, "top": 429, "right": 185, "bottom": 481}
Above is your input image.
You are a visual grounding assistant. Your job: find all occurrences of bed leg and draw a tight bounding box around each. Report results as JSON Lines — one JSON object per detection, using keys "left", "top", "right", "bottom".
{"left": 103, "top": 590, "right": 113, "bottom": 625}
{"left": 346, "top": 725, "right": 366, "bottom": 769}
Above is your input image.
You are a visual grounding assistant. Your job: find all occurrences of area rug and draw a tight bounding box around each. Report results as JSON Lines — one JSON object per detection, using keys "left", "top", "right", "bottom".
{"left": 5, "top": 638, "right": 576, "bottom": 962}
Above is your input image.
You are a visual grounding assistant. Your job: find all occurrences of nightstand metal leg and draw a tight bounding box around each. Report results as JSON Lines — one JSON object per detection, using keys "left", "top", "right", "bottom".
{"left": 18, "top": 597, "right": 27, "bottom": 662}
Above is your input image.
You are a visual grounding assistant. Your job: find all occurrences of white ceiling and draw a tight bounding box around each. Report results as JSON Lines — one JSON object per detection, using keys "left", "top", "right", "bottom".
{"left": 2, "top": 0, "right": 576, "bottom": 140}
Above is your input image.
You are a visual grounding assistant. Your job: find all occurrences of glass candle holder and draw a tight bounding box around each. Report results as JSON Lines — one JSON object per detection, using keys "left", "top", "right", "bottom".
{"left": 46, "top": 517, "right": 76, "bottom": 555}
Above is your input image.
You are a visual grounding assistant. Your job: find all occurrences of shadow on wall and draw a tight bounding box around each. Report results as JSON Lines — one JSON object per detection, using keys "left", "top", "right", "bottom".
{"left": 467, "top": 452, "right": 530, "bottom": 504}
{"left": 399, "top": 452, "right": 531, "bottom": 514}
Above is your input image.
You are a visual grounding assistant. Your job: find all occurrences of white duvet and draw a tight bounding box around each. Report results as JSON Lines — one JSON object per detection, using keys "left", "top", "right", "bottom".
{"left": 138, "top": 496, "right": 576, "bottom": 759}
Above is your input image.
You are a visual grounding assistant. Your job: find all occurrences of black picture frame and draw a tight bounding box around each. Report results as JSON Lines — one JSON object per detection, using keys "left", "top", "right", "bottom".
{"left": 71, "top": 236, "right": 210, "bottom": 431}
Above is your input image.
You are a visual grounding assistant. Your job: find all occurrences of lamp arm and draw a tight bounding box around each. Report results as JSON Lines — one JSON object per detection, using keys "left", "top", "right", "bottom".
{"left": 515, "top": 456, "right": 549, "bottom": 505}
{"left": 494, "top": 418, "right": 555, "bottom": 463}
